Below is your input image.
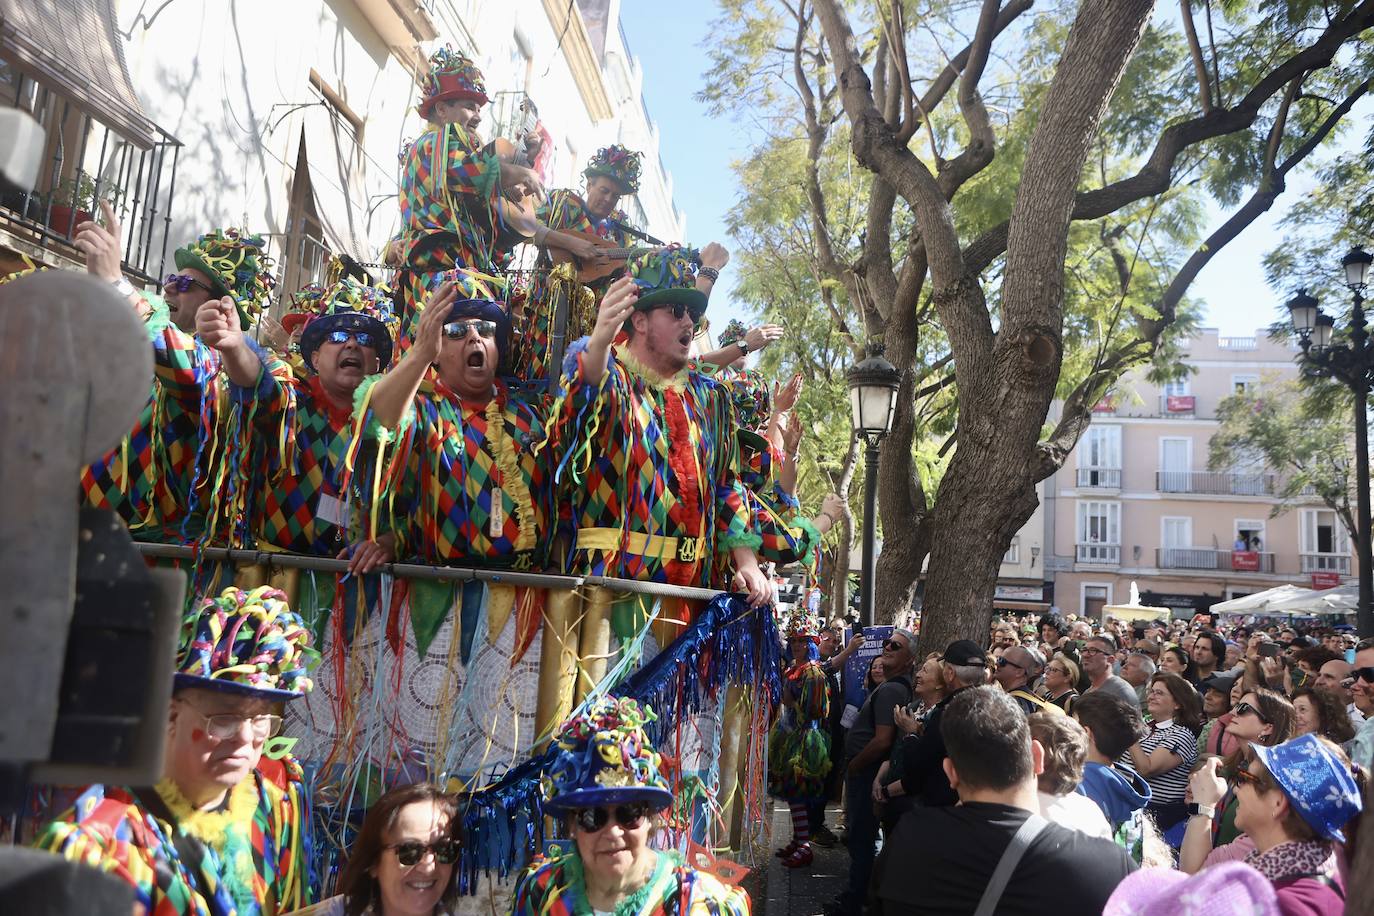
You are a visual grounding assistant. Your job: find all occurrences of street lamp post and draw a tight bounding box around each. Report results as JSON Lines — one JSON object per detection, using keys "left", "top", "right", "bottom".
{"left": 846, "top": 345, "right": 901, "bottom": 627}
{"left": 1287, "top": 245, "right": 1374, "bottom": 638}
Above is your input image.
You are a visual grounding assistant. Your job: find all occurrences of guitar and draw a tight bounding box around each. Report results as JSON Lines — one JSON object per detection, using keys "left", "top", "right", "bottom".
{"left": 545, "top": 228, "right": 652, "bottom": 284}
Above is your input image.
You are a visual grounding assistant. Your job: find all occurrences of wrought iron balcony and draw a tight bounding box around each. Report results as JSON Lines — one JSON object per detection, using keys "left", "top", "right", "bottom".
{"left": 1156, "top": 548, "right": 1275, "bottom": 573}
{"left": 1301, "top": 554, "right": 1352, "bottom": 575}
{"left": 1076, "top": 467, "right": 1122, "bottom": 488}
{"left": 1076, "top": 543, "right": 1121, "bottom": 564}
{"left": 1, "top": 73, "right": 180, "bottom": 286}
{"left": 1155, "top": 470, "right": 1278, "bottom": 496}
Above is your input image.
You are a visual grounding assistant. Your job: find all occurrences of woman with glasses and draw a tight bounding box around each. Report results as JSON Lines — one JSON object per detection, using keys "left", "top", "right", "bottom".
{"left": 308, "top": 783, "right": 461, "bottom": 915}
{"left": 1041, "top": 653, "right": 1081, "bottom": 712}
{"left": 1185, "top": 735, "right": 1364, "bottom": 912}
{"left": 1128, "top": 672, "right": 1203, "bottom": 840}
{"left": 512, "top": 697, "right": 750, "bottom": 916}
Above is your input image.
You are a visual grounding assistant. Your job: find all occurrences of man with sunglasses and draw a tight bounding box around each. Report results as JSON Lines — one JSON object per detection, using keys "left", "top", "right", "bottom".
{"left": 1345, "top": 638, "right": 1374, "bottom": 769}
{"left": 993, "top": 645, "right": 1063, "bottom": 715}
{"left": 549, "top": 249, "right": 771, "bottom": 612}
{"left": 364, "top": 274, "right": 556, "bottom": 572}
{"left": 35, "top": 586, "right": 318, "bottom": 914}
{"left": 196, "top": 274, "right": 403, "bottom": 571}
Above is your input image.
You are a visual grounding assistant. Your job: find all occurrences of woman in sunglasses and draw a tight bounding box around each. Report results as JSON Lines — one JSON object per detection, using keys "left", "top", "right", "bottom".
{"left": 318, "top": 782, "right": 461, "bottom": 915}
{"left": 513, "top": 697, "right": 749, "bottom": 916}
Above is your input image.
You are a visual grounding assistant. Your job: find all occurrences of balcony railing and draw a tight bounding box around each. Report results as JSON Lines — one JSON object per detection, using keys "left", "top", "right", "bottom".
{"left": 1156, "top": 548, "right": 1275, "bottom": 573}
{"left": 1, "top": 74, "right": 180, "bottom": 286}
{"left": 1077, "top": 467, "right": 1122, "bottom": 488}
{"left": 1076, "top": 544, "right": 1121, "bottom": 564}
{"left": 1301, "top": 554, "right": 1352, "bottom": 575}
{"left": 1156, "top": 470, "right": 1278, "bottom": 496}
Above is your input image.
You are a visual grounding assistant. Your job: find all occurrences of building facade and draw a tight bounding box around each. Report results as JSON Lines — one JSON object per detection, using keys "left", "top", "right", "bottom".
{"left": 1040, "top": 328, "right": 1356, "bottom": 619}
{"left": 0, "top": 0, "right": 685, "bottom": 299}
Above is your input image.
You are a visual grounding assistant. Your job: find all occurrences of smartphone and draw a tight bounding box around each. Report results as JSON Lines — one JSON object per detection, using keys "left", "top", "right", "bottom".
{"left": 1258, "top": 642, "right": 1282, "bottom": 659}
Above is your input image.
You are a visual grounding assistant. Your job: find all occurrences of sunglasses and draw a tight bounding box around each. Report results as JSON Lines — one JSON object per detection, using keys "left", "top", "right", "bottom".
{"left": 163, "top": 273, "right": 214, "bottom": 294}
{"left": 1354, "top": 667, "right": 1374, "bottom": 683}
{"left": 573, "top": 803, "right": 652, "bottom": 833}
{"left": 996, "top": 657, "right": 1025, "bottom": 671}
{"left": 1232, "top": 765, "right": 1263, "bottom": 789}
{"left": 443, "top": 319, "right": 497, "bottom": 339}
{"left": 1234, "top": 701, "right": 1270, "bottom": 723}
{"left": 325, "top": 329, "right": 376, "bottom": 348}
{"left": 882, "top": 639, "right": 908, "bottom": 652}
{"left": 648, "top": 302, "right": 693, "bottom": 321}
{"left": 386, "top": 839, "right": 461, "bottom": 867}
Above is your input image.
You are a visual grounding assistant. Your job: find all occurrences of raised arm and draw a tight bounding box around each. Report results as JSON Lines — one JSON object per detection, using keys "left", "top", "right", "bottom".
{"left": 366, "top": 282, "right": 456, "bottom": 430}
{"left": 196, "top": 296, "right": 265, "bottom": 388}
{"left": 580, "top": 276, "right": 639, "bottom": 388}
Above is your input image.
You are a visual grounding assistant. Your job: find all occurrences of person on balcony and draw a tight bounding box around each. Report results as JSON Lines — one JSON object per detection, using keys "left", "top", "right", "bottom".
{"left": 69, "top": 205, "right": 275, "bottom": 544}
{"left": 395, "top": 47, "right": 545, "bottom": 354}
{"left": 194, "top": 266, "right": 402, "bottom": 571}
{"left": 33, "top": 585, "right": 319, "bottom": 915}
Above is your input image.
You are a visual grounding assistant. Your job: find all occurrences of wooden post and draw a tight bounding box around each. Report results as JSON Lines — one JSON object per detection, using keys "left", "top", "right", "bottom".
{"left": 715, "top": 683, "right": 747, "bottom": 851}
{"left": 574, "top": 585, "right": 614, "bottom": 704}
{"left": 534, "top": 588, "right": 580, "bottom": 744}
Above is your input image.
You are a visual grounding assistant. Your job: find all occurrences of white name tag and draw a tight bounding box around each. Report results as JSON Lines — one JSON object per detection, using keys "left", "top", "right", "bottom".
{"left": 317, "top": 492, "right": 350, "bottom": 528}
{"left": 840, "top": 704, "right": 860, "bottom": 730}
{"left": 489, "top": 487, "right": 505, "bottom": 538}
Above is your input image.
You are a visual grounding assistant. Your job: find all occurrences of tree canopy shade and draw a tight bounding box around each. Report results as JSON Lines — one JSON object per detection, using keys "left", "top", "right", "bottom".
{"left": 702, "top": 0, "right": 1374, "bottom": 650}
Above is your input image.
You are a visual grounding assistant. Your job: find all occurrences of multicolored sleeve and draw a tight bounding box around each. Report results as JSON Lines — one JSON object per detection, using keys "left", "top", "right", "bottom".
{"left": 711, "top": 388, "right": 761, "bottom": 555}
{"left": 150, "top": 322, "right": 209, "bottom": 416}
{"left": 264, "top": 756, "right": 316, "bottom": 910}
{"left": 410, "top": 124, "right": 500, "bottom": 204}
{"left": 31, "top": 792, "right": 161, "bottom": 914}
{"left": 508, "top": 857, "right": 568, "bottom": 916}
{"left": 685, "top": 868, "right": 752, "bottom": 916}
{"left": 544, "top": 337, "right": 617, "bottom": 485}
{"left": 349, "top": 376, "right": 422, "bottom": 548}
{"left": 752, "top": 484, "right": 821, "bottom": 569}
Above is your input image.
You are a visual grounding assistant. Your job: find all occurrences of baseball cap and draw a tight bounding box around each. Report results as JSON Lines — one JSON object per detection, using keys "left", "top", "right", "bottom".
{"left": 943, "top": 639, "right": 987, "bottom": 667}
{"left": 1201, "top": 673, "right": 1237, "bottom": 696}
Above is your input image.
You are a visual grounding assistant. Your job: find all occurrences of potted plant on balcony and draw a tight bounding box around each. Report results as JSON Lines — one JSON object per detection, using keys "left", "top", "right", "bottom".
{"left": 47, "top": 172, "right": 119, "bottom": 237}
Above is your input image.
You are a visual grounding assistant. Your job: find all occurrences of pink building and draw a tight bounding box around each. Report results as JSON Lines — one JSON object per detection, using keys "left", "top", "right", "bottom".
{"left": 1040, "top": 328, "right": 1356, "bottom": 620}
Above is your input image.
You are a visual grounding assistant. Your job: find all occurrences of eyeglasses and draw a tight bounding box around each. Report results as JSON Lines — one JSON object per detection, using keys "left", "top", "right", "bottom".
{"left": 1080, "top": 647, "right": 1106, "bottom": 657}
{"left": 180, "top": 704, "right": 283, "bottom": 740}
{"left": 1354, "top": 667, "right": 1374, "bottom": 683}
{"left": 1233, "top": 701, "right": 1270, "bottom": 723}
{"left": 572, "top": 803, "right": 653, "bottom": 833}
{"left": 1047, "top": 666, "right": 1067, "bottom": 676}
{"left": 443, "top": 319, "right": 497, "bottom": 340}
{"left": 163, "top": 273, "right": 214, "bottom": 294}
{"left": 325, "top": 329, "right": 376, "bottom": 348}
{"left": 996, "top": 658, "right": 1025, "bottom": 671}
{"left": 882, "top": 639, "right": 908, "bottom": 652}
{"left": 386, "top": 839, "right": 461, "bottom": 867}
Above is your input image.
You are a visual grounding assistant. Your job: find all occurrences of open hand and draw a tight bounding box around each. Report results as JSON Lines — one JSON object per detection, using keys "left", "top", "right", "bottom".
{"left": 413, "top": 281, "right": 457, "bottom": 363}
{"left": 591, "top": 276, "right": 639, "bottom": 349}
{"left": 73, "top": 200, "right": 124, "bottom": 283}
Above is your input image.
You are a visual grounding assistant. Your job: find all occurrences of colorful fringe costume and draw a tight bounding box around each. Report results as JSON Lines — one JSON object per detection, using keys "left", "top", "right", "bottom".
{"left": 767, "top": 662, "right": 832, "bottom": 800}
{"left": 32, "top": 758, "right": 312, "bottom": 916}
{"left": 511, "top": 850, "right": 750, "bottom": 916}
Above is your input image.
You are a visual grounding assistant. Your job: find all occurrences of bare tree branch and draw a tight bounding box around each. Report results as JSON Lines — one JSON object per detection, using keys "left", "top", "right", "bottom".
{"left": 1180, "top": 0, "right": 1215, "bottom": 114}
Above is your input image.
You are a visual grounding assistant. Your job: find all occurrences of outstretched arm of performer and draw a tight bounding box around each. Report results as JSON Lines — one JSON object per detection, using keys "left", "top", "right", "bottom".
{"left": 812, "top": 493, "right": 845, "bottom": 537}
{"left": 74, "top": 201, "right": 147, "bottom": 315}
{"left": 696, "top": 323, "right": 783, "bottom": 369}
{"left": 340, "top": 531, "right": 396, "bottom": 575}
{"left": 770, "top": 373, "right": 802, "bottom": 452}
{"left": 365, "top": 282, "right": 457, "bottom": 429}
{"left": 731, "top": 547, "right": 771, "bottom": 607}
{"left": 581, "top": 275, "right": 639, "bottom": 387}
{"left": 197, "top": 296, "right": 265, "bottom": 387}
{"left": 694, "top": 241, "right": 729, "bottom": 299}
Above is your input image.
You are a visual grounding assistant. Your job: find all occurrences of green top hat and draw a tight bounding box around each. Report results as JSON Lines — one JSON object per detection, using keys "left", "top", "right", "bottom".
{"left": 628, "top": 246, "right": 707, "bottom": 320}
{"left": 173, "top": 228, "right": 276, "bottom": 327}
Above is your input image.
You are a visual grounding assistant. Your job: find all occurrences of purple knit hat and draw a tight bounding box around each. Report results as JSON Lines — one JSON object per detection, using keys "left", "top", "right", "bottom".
{"left": 1104, "top": 863, "right": 1279, "bottom": 916}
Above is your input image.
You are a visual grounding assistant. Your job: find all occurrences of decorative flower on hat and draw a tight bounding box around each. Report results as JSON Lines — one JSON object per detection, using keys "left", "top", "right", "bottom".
{"left": 297, "top": 276, "right": 400, "bottom": 372}
{"left": 626, "top": 245, "right": 707, "bottom": 320}
{"left": 174, "top": 586, "right": 320, "bottom": 701}
{"left": 541, "top": 696, "right": 674, "bottom": 813}
{"left": 584, "top": 144, "right": 643, "bottom": 194}
{"left": 783, "top": 609, "right": 821, "bottom": 642}
{"left": 419, "top": 45, "right": 488, "bottom": 120}
{"left": 174, "top": 228, "right": 276, "bottom": 325}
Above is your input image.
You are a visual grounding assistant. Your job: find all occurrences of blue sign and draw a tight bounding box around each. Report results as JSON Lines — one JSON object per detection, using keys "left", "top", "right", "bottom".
{"left": 842, "top": 625, "right": 893, "bottom": 710}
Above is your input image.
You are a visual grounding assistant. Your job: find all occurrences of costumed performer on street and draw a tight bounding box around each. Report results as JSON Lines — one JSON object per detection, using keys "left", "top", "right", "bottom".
{"left": 395, "top": 46, "right": 544, "bottom": 352}
{"left": 768, "top": 611, "right": 833, "bottom": 868}
{"left": 34, "top": 585, "right": 320, "bottom": 915}
{"left": 511, "top": 696, "right": 751, "bottom": 916}
{"left": 68, "top": 204, "right": 275, "bottom": 544}
{"left": 196, "top": 272, "right": 402, "bottom": 572}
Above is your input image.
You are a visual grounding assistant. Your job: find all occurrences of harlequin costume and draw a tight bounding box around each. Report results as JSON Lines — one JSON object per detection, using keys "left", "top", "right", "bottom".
{"left": 33, "top": 586, "right": 320, "bottom": 916}
{"left": 357, "top": 272, "right": 554, "bottom": 569}
{"left": 547, "top": 249, "right": 759, "bottom": 637}
{"left": 79, "top": 230, "right": 276, "bottom": 543}
{"left": 511, "top": 697, "right": 751, "bottom": 916}
{"left": 218, "top": 277, "right": 401, "bottom": 555}
{"left": 767, "top": 611, "right": 831, "bottom": 867}
{"left": 396, "top": 47, "right": 510, "bottom": 354}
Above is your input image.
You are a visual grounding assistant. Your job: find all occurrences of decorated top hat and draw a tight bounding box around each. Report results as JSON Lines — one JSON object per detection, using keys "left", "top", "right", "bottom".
{"left": 174, "top": 586, "right": 319, "bottom": 701}
{"left": 627, "top": 246, "right": 707, "bottom": 321}
{"left": 583, "top": 145, "right": 643, "bottom": 195}
{"left": 726, "top": 368, "right": 772, "bottom": 452}
{"left": 419, "top": 46, "right": 488, "bottom": 121}
{"left": 173, "top": 228, "right": 276, "bottom": 327}
{"left": 783, "top": 609, "right": 821, "bottom": 642}
{"left": 434, "top": 268, "right": 512, "bottom": 368}
{"left": 541, "top": 696, "right": 674, "bottom": 814}
{"left": 717, "top": 319, "right": 748, "bottom": 350}
{"left": 296, "top": 277, "right": 400, "bottom": 372}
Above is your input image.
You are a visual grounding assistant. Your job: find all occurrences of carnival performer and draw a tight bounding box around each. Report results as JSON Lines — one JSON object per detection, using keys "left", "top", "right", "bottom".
{"left": 69, "top": 204, "right": 275, "bottom": 543}
{"left": 769, "top": 612, "right": 833, "bottom": 869}
{"left": 395, "top": 46, "right": 544, "bottom": 352}
{"left": 697, "top": 318, "right": 784, "bottom": 376}
{"left": 360, "top": 273, "right": 554, "bottom": 571}
{"left": 549, "top": 252, "right": 770, "bottom": 608}
{"left": 195, "top": 273, "right": 401, "bottom": 571}
{"left": 511, "top": 696, "right": 751, "bottom": 916}
{"left": 34, "top": 586, "right": 319, "bottom": 916}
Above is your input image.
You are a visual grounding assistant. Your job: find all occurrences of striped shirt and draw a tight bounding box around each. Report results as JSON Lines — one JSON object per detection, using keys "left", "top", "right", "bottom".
{"left": 1138, "top": 718, "right": 1196, "bottom": 804}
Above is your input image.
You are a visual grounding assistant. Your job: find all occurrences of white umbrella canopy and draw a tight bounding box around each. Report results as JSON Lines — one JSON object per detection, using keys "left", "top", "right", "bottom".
{"left": 1265, "top": 583, "right": 1358, "bottom": 617}
{"left": 1209, "top": 584, "right": 1307, "bottom": 615}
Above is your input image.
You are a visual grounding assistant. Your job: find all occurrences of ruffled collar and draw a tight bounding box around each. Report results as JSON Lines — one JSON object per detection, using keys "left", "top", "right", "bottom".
{"left": 563, "top": 849, "right": 676, "bottom": 916}
{"left": 1245, "top": 839, "right": 1336, "bottom": 884}
{"left": 614, "top": 345, "right": 689, "bottom": 392}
